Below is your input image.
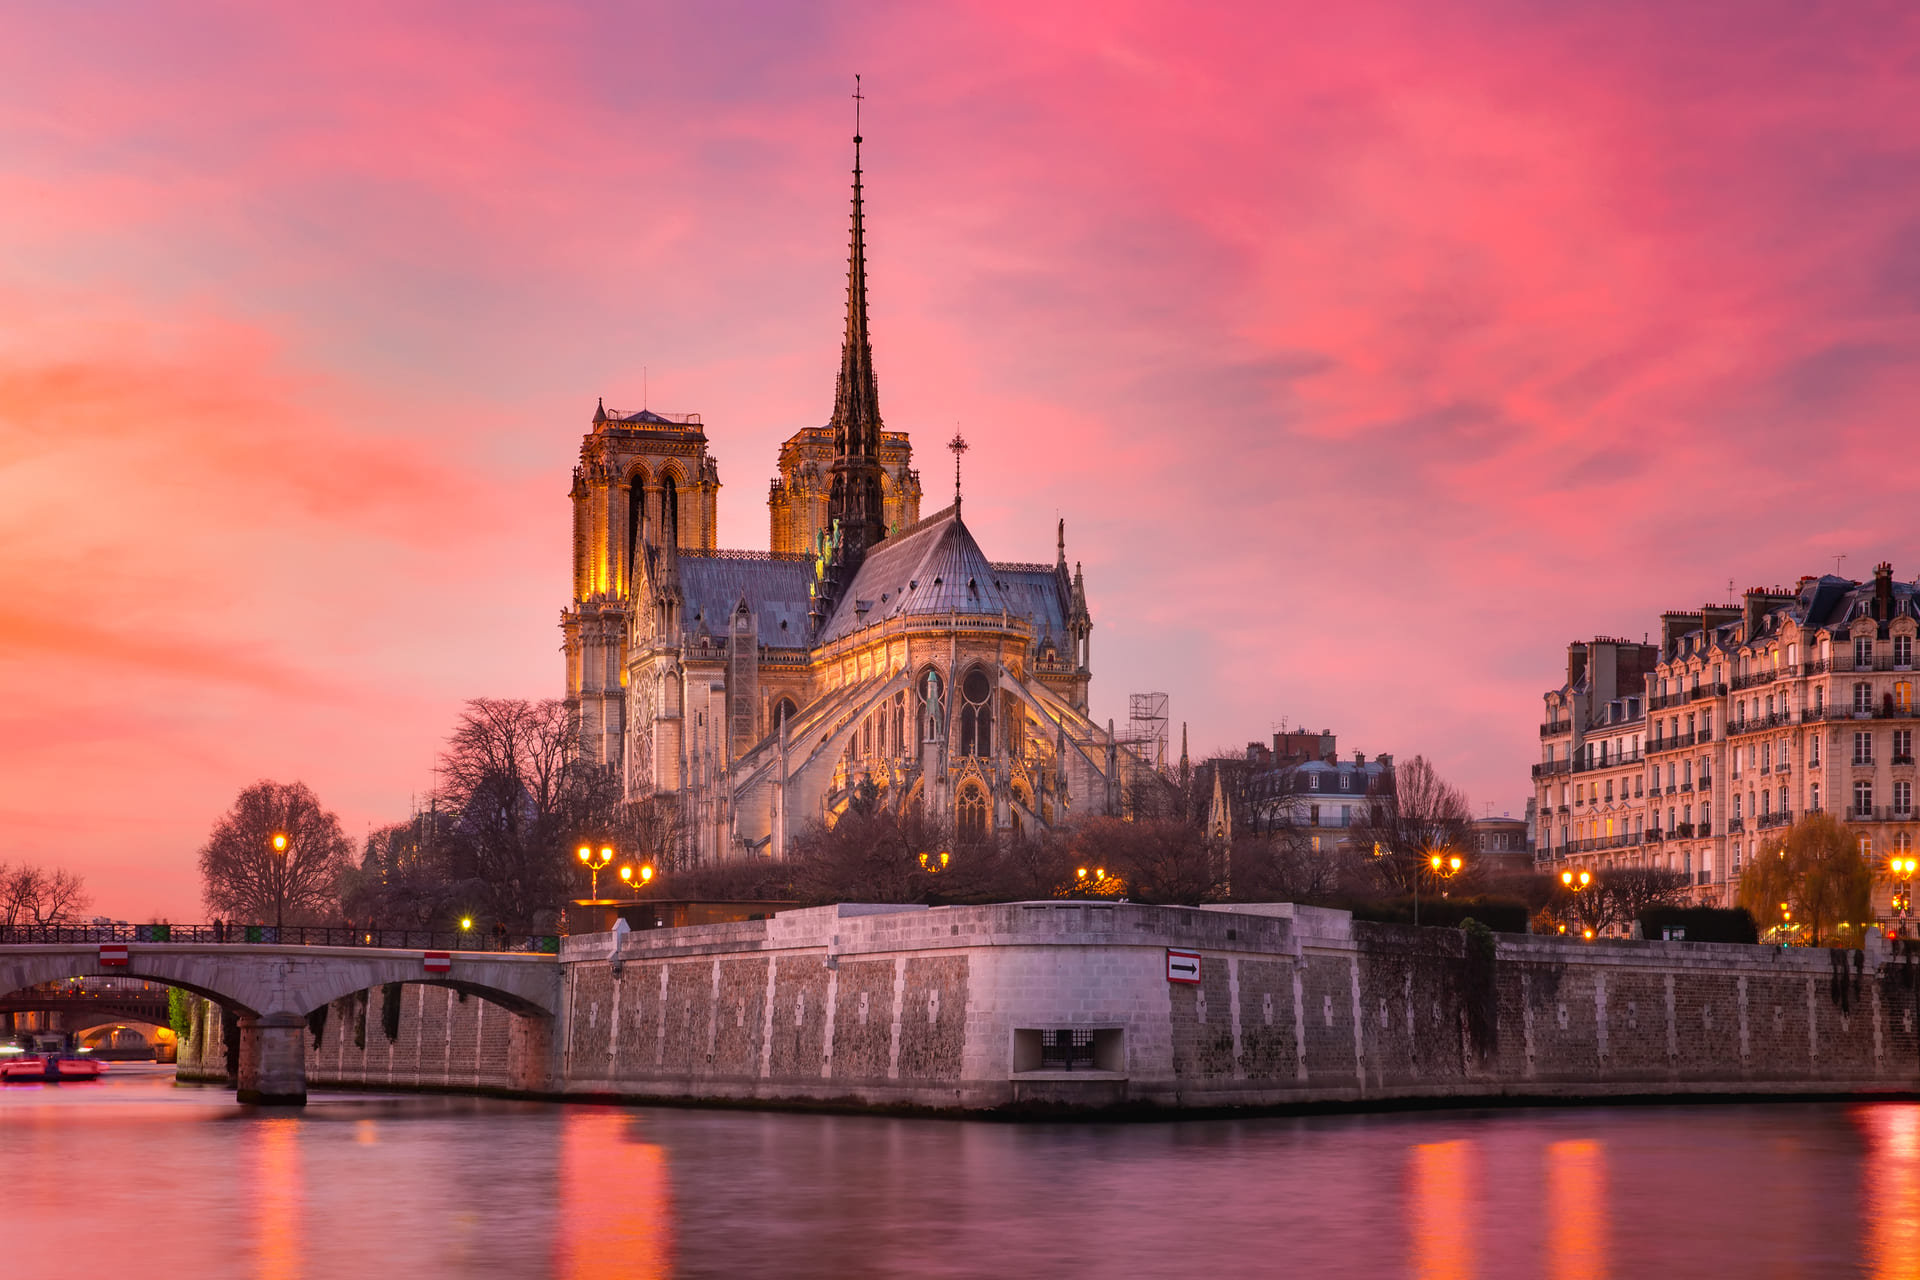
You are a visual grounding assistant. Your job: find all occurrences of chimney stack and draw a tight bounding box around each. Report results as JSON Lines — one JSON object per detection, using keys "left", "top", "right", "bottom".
{"left": 1875, "top": 562, "right": 1894, "bottom": 621}
{"left": 1567, "top": 642, "right": 1589, "bottom": 690}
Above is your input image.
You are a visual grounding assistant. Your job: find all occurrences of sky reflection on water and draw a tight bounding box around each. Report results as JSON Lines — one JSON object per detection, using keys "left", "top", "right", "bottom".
{"left": 2, "top": 1068, "right": 1916, "bottom": 1278}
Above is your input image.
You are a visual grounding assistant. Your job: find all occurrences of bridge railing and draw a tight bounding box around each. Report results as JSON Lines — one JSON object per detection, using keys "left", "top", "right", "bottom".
{"left": 0, "top": 924, "right": 561, "bottom": 953}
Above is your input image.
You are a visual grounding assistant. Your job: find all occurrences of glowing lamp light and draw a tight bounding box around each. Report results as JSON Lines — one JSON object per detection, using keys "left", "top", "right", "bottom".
{"left": 577, "top": 845, "right": 591, "bottom": 864}
{"left": 460, "top": 917, "right": 472, "bottom": 930}
{"left": 640, "top": 866, "right": 654, "bottom": 883}
{"left": 271, "top": 833, "right": 288, "bottom": 852}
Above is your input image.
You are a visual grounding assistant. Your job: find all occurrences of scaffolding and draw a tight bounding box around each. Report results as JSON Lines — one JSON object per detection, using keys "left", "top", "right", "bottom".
{"left": 1120, "top": 692, "right": 1170, "bottom": 771}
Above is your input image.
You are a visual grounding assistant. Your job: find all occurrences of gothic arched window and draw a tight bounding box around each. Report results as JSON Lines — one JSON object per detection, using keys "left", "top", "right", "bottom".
{"left": 773, "top": 698, "right": 797, "bottom": 732}
{"left": 893, "top": 692, "right": 906, "bottom": 756}
{"left": 957, "top": 784, "right": 988, "bottom": 843}
{"left": 959, "top": 668, "right": 993, "bottom": 757}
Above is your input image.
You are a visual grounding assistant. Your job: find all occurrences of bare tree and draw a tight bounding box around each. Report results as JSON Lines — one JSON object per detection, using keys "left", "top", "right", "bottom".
{"left": 0, "top": 863, "right": 93, "bottom": 929}
{"left": 198, "top": 780, "right": 353, "bottom": 926}
{"left": 1555, "top": 867, "right": 1689, "bottom": 935}
{"left": 1073, "top": 816, "right": 1225, "bottom": 905}
{"left": 787, "top": 804, "right": 950, "bottom": 904}
{"left": 434, "top": 697, "right": 616, "bottom": 926}
{"left": 1351, "top": 755, "right": 1475, "bottom": 893}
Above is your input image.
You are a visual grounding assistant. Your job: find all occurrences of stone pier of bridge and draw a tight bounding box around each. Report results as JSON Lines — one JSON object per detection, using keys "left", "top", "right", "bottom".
{"left": 0, "top": 943, "right": 564, "bottom": 1105}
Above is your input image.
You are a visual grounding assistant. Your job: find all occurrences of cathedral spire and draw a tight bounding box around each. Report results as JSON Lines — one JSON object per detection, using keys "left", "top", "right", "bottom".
{"left": 823, "top": 75, "right": 890, "bottom": 605}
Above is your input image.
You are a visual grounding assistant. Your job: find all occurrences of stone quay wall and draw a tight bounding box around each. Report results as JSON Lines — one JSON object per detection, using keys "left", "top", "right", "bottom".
{"left": 176, "top": 901, "right": 1920, "bottom": 1113}
{"left": 177, "top": 981, "right": 514, "bottom": 1091}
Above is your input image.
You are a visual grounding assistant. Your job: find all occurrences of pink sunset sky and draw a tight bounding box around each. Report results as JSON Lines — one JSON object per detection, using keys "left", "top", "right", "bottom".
{"left": 4, "top": 3, "right": 1920, "bottom": 921}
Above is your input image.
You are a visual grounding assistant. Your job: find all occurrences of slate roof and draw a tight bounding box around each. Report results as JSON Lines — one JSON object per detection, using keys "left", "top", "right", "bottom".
{"left": 677, "top": 553, "right": 813, "bottom": 649}
{"left": 816, "top": 507, "right": 1051, "bottom": 646}
{"left": 996, "top": 565, "right": 1072, "bottom": 647}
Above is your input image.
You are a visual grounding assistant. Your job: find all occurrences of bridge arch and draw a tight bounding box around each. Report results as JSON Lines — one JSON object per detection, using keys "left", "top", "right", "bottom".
{"left": 0, "top": 944, "right": 564, "bottom": 1105}
{"left": 0, "top": 953, "right": 258, "bottom": 1018}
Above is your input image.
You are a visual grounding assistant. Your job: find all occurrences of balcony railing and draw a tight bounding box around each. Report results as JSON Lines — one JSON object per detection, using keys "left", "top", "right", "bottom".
{"left": 1756, "top": 810, "right": 1793, "bottom": 830}
{"left": 1732, "top": 669, "right": 1779, "bottom": 691}
{"left": 1836, "top": 655, "right": 1904, "bottom": 673}
{"left": 1651, "top": 685, "right": 1725, "bottom": 712}
{"left": 1541, "top": 721, "right": 1572, "bottom": 738}
{"left": 1531, "top": 760, "right": 1572, "bottom": 780}
{"left": 1650, "top": 732, "right": 1699, "bottom": 752}
{"left": 1849, "top": 806, "right": 1917, "bottom": 822}
{"left": 1896, "top": 755, "right": 1917, "bottom": 767}
{"left": 1726, "top": 818, "right": 1746, "bottom": 834}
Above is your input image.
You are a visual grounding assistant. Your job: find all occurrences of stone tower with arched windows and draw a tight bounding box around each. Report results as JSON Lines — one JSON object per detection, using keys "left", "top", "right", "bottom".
{"left": 560, "top": 130, "right": 1122, "bottom": 862}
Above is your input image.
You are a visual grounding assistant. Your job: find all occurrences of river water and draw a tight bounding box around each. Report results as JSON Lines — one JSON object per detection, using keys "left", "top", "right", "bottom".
{"left": 3, "top": 1066, "right": 1917, "bottom": 1277}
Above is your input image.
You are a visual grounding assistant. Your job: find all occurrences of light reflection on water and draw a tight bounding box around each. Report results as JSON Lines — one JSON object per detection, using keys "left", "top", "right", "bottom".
{"left": 1, "top": 1067, "right": 1917, "bottom": 1278}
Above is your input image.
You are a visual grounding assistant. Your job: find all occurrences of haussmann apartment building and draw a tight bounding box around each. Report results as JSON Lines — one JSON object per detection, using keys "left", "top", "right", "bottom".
{"left": 1535, "top": 564, "right": 1920, "bottom": 913}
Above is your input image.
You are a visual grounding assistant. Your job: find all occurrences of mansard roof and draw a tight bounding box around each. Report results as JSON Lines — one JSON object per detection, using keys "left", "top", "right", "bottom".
{"left": 815, "top": 506, "right": 1026, "bottom": 645}
{"left": 677, "top": 551, "right": 813, "bottom": 649}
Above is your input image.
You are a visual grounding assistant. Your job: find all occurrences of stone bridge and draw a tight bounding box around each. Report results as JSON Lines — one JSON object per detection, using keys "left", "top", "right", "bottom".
{"left": 0, "top": 943, "right": 563, "bottom": 1104}
{"left": 0, "top": 979, "right": 171, "bottom": 1031}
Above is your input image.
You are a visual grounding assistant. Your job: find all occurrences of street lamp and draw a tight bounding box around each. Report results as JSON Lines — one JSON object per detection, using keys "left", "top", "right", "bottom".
{"left": 269, "top": 831, "right": 290, "bottom": 933}
{"left": 1414, "top": 848, "right": 1464, "bottom": 927}
{"left": 1892, "top": 857, "right": 1918, "bottom": 927}
{"left": 577, "top": 844, "right": 614, "bottom": 900}
{"left": 619, "top": 864, "right": 657, "bottom": 894}
{"left": 1561, "top": 867, "right": 1593, "bottom": 937}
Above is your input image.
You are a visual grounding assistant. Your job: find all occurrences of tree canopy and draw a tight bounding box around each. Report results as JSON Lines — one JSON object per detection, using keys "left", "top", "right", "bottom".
{"left": 198, "top": 780, "right": 353, "bottom": 924}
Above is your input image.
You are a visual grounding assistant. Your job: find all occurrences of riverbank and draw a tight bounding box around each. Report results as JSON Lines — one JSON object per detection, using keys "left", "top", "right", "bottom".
{"left": 174, "top": 900, "right": 1920, "bottom": 1115}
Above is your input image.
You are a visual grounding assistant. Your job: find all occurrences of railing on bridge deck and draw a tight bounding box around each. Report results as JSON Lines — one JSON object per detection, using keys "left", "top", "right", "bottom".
{"left": 0, "top": 924, "right": 560, "bottom": 953}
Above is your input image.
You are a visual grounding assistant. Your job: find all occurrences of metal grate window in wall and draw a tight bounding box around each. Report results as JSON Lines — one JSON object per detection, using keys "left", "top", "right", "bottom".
{"left": 1040, "top": 1029, "right": 1096, "bottom": 1070}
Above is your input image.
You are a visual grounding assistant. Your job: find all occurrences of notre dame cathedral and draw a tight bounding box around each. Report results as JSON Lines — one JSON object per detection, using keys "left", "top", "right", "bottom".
{"left": 560, "top": 129, "right": 1129, "bottom": 862}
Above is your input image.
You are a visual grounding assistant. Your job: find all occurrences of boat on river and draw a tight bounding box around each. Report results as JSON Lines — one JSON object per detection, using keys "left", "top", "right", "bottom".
{"left": 0, "top": 1053, "right": 106, "bottom": 1082}
{"left": 0, "top": 1034, "right": 106, "bottom": 1082}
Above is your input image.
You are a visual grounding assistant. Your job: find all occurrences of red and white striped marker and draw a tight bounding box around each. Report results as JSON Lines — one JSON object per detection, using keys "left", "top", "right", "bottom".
{"left": 423, "top": 951, "right": 451, "bottom": 974}
{"left": 99, "top": 943, "right": 128, "bottom": 966}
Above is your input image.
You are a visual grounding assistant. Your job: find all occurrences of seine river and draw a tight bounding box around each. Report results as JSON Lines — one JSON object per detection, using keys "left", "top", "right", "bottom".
{"left": 4, "top": 1067, "right": 1918, "bottom": 1277}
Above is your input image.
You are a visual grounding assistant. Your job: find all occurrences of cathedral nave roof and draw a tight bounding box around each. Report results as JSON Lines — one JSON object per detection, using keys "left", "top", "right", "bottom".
{"left": 676, "top": 552, "right": 813, "bottom": 649}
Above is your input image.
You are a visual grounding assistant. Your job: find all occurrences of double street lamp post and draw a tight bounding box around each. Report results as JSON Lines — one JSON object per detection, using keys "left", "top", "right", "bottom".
{"left": 1561, "top": 867, "right": 1593, "bottom": 938}
{"left": 1413, "top": 849, "right": 1463, "bottom": 927}
{"left": 577, "top": 844, "right": 615, "bottom": 900}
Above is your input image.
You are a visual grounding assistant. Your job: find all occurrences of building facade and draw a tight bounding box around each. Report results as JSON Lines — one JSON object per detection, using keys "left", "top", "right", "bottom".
{"left": 561, "top": 134, "right": 1128, "bottom": 862}
{"left": 1535, "top": 567, "right": 1920, "bottom": 909}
